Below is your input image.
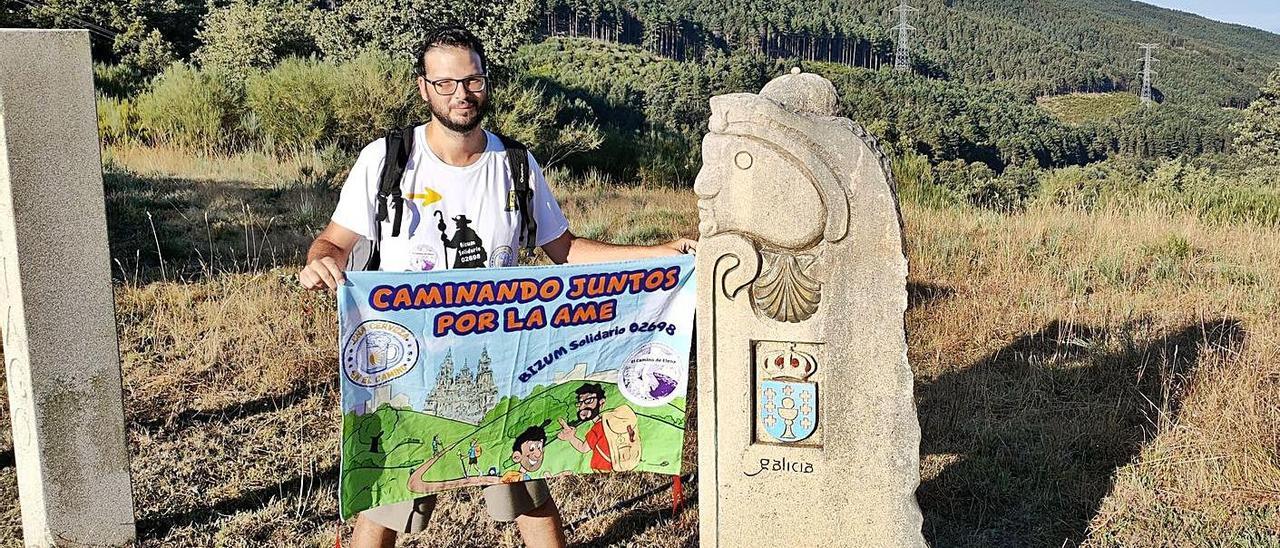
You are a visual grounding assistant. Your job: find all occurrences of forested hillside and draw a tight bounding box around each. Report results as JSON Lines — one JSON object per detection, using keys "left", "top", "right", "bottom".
{"left": 535, "top": 0, "right": 1280, "bottom": 106}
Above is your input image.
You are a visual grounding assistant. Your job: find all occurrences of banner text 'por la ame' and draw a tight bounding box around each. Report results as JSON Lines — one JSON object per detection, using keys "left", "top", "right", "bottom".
{"left": 366, "top": 266, "right": 683, "bottom": 337}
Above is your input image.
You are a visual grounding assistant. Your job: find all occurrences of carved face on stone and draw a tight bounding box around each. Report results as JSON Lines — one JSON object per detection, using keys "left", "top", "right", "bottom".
{"left": 694, "top": 133, "right": 826, "bottom": 250}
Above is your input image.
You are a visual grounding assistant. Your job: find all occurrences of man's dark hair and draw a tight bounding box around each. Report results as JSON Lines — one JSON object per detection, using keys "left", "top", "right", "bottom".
{"left": 575, "top": 383, "right": 605, "bottom": 400}
{"left": 512, "top": 426, "right": 546, "bottom": 452}
{"left": 415, "top": 26, "right": 488, "bottom": 76}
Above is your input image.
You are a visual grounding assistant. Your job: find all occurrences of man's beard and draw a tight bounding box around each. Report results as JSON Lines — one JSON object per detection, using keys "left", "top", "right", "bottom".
{"left": 430, "top": 96, "right": 490, "bottom": 133}
{"left": 578, "top": 406, "right": 600, "bottom": 422}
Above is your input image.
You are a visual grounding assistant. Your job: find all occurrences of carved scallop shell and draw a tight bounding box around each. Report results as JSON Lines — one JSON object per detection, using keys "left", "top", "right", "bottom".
{"left": 750, "top": 251, "right": 821, "bottom": 323}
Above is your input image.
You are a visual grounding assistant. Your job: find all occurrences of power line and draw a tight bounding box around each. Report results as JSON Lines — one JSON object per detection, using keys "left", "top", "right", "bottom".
{"left": 12, "top": 0, "right": 126, "bottom": 44}
{"left": 890, "top": 0, "right": 918, "bottom": 73}
{"left": 12, "top": 0, "right": 117, "bottom": 43}
{"left": 18, "top": 0, "right": 121, "bottom": 37}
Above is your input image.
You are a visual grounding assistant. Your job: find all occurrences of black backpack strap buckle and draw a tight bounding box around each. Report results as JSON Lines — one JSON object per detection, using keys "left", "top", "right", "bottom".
{"left": 495, "top": 133, "right": 538, "bottom": 253}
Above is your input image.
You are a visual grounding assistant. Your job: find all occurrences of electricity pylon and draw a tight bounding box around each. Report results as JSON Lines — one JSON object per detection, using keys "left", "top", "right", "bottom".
{"left": 891, "top": 0, "right": 918, "bottom": 73}
{"left": 1137, "top": 43, "right": 1158, "bottom": 106}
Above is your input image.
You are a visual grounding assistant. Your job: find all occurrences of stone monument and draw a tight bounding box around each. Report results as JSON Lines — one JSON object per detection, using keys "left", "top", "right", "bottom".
{"left": 0, "top": 30, "right": 136, "bottom": 546}
{"left": 694, "top": 68, "right": 924, "bottom": 546}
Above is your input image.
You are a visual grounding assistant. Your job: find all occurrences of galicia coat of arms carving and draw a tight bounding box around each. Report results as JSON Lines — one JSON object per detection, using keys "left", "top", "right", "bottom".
{"left": 755, "top": 341, "right": 821, "bottom": 445}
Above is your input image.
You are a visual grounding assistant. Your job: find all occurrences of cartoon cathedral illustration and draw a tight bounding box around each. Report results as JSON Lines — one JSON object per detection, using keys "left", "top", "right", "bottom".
{"left": 422, "top": 347, "right": 499, "bottom": 425}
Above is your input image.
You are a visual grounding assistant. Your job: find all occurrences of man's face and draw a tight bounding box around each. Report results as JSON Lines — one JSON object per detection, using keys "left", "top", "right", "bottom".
{"left": 418, "top": 46, "right": 490, "bottom": 134}
{"left": 577, "top": 393, "right": 603, "bottom": 422}
{"left": 511, "top": 440, "right": 544, "bottom": 472}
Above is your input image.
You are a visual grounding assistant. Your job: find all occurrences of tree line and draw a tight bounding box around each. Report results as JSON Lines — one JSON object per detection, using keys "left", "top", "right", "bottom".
{"left": 534, "top": 0, "right": 1280, "bottom": 106}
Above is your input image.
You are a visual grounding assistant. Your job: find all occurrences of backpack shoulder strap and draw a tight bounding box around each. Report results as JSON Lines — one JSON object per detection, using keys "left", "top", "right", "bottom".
{"left": 363, "top": 124, "right": 418, "bottom": 271}
{"left": 494, "top": 132, "right": 538, "bottom": 252}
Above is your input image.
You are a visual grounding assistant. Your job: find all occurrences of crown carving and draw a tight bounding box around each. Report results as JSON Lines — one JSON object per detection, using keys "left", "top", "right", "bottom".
{"left": 760, "top": 342, "right": 817, "bottom": 381}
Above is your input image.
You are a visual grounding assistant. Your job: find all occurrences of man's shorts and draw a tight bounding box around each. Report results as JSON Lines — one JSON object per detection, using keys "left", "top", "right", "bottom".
{"left": 361, "top": 480, "right": 552, "bottom": 533}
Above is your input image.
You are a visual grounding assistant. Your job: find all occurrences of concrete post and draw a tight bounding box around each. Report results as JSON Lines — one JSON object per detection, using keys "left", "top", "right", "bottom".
{"left": 0, "top": 29, "right": 136, "bottom": 546}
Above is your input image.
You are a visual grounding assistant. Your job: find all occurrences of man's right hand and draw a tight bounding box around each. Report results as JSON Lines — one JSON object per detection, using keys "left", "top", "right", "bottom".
{"left": 299, "top": 256, "right": 346, "bottom": 291}
{"left": 301, "top": 222, "right": 360, "bottom": 291}
{"left": 557, "top": 418, "right": 576, "bottom": 441}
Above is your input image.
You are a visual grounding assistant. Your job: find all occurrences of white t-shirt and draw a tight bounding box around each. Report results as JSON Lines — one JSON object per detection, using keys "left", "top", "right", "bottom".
{"left": 332, "top": 126, "right": 570, "bottom": 272}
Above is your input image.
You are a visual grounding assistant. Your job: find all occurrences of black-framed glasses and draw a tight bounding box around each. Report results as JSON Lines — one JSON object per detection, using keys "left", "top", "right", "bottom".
{"left": 422, "top": 74, "right": 488, "bottom": 95}
{"left": 576, "top": 396, "right": 599, "bottom": 406}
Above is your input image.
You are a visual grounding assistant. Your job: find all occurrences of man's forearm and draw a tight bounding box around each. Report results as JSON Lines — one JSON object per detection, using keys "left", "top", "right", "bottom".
{"left": 307, "top": 237, "right": 349, "bottom": 266}
{"left": 564, "top": 237, "right": 670, "bottom": 264}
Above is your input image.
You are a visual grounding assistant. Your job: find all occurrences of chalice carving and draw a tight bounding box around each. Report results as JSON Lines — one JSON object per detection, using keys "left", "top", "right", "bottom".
{"left": 777, "top": 397, "right": 799, "bottom": 439}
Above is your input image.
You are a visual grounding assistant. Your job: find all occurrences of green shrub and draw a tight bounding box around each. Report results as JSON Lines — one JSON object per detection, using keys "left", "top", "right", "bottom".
{"left": 893, "top": 151, "right": 953, "bottom": 208}
{"left": 509, "top": 38, "right": 746, "bottom": 182}
{"left": 930, "top": 158, "right": 1039, "bottom": 211}
{"left": 195, "top": 0, "right": 315, "bottom": 81}
{"left": 974, "top": 162, "right": 1040, "bottom": 211}
{"left": 1031, "top": 155, "right": 1280, "bottom": 226}
{"left": 97, "top": 96, "right": 145, "bottom": 144}
{"left": 308, "top": 0, "right": 536, "bottom": 64}
{"left": 116, "top": 26, "right": 177, "bottom": 79}
{"left": 488, "top": 78, "right": 603, "bottom": 168}
{"left": 635, "top": 131, "right": 700, "bottom": 186}
{"left": 94, "top": 63, "right": 142, "bottom": 99}
{"left": 246, "top": 57, "right": 340, "bottom": 152}
{"left": 330, "top": 51, "right": 422, "bottom": 149}
{"left": 135, "top": 64, "right": 244, "bottom": 150}
{"left": 1036, "top": 164, "right": 1111, "bottom": 211}
{"left": 1231, "top": 66, "right": 1280, "bottom": 160}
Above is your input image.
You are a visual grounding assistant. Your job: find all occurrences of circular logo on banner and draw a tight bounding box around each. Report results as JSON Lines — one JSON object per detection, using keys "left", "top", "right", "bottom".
{"left": 343, "top": 320, "right": 419, "bottom": 387}
{"left": 618, "top": 342, "right": 685, "bottom": 407}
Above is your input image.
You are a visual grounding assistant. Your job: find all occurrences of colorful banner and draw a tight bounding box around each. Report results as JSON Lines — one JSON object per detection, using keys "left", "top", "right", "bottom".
{"left": 337, "top": 256, "right": 696, "bottom": 518}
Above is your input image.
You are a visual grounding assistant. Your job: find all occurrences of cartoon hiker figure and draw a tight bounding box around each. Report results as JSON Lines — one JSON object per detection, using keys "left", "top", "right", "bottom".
{"left": 558, "top": 383, "right": 643, "bottom": 472}
{"left": 440, "top": 214, "right": 487, "bottom": 268}
{"left": 431, "top": 434, "right": 442, "bottom": 456}
{"left": 501, "top": 426, "right": 548, "bottom": 483}
{"left": 466, "top": 438, "right": 483, "bottom": 475}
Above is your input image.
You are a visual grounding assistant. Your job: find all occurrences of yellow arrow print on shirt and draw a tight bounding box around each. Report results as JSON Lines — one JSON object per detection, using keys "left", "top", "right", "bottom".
{"left": 406, "top": 188, "right": 443, "bottom": 207}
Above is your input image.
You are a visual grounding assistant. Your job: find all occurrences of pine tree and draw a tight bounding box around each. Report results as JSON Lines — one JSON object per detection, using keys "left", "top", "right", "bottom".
{"left": 1232, "top": 66, "right": 1280, "bottom": 159}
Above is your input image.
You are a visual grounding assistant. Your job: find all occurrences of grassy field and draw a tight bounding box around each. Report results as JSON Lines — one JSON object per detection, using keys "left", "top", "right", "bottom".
{"left": 0, "top": 145, "right": 1278, "bottom": 546}
{"left": 1037, "top": 92, "right": 1141, "bottom": 125}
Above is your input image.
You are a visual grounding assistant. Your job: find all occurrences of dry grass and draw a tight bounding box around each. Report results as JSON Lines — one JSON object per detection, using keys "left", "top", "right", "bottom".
{"left": 0, "top": 157, "right": 700, "bottom": 547}
{"left": 104, "top": 143, "right": 343, "bottom": 188}
{"left": 0, "top": 147, "right": 1277, "bottom": 546}
{"left": 906, "top": 203, "right": 1280, "bottom": 545}
{"left": 1035, "top": 92, "right": 1140, "bottom": 126}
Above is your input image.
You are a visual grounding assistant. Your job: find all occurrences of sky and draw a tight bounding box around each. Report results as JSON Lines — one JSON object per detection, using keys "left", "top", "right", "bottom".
{"left": 1141, "top": 0, "right": 1280, "bottom": 34}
